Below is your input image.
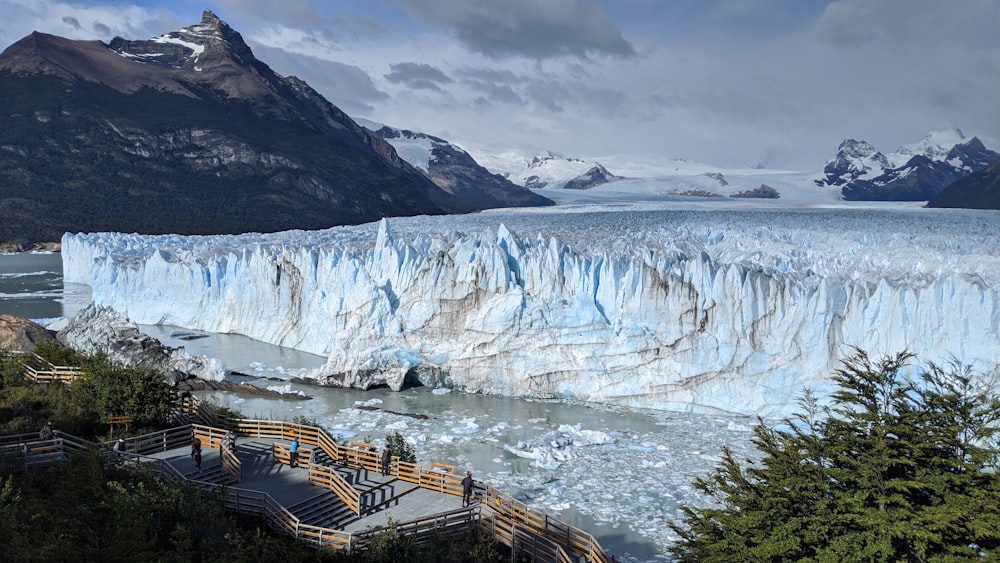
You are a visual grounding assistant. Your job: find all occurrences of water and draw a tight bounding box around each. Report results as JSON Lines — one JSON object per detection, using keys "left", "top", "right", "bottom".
{"left": 0, "top": 253, "right": 79, "bottom": 320}
{"left": 0, "top": 252, "right": 758, "bottom": 561}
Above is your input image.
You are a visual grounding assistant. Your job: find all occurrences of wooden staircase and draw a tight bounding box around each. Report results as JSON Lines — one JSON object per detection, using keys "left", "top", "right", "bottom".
{"left": 288, "top": 491, "right": 361, "bottom": 529}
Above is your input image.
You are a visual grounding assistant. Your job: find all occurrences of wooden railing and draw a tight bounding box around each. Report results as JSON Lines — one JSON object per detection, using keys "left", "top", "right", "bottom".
{"left": 481, "top": 484, "right": 610, "bottom": 563}
{"left": 20, "top": 353, "right": 83, "bottom": 384}
{"left": 191, "top": 423, "right": 242, "bottom": 483}
{"left": 308, "top": 463, "right": 361, "bottom": 514}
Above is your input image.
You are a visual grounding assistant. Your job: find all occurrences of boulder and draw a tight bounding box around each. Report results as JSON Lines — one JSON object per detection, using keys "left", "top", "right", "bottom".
{"left": 56, "top": 305, "right": 226, "bottom": 385}
{"left": 0, "top": 314, "right": 55, "bottom": 352}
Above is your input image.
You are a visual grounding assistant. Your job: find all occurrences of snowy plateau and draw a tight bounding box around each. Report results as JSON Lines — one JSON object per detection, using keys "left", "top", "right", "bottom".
{"left": 62, "top": 201, "right": 1000, "bottom": 418}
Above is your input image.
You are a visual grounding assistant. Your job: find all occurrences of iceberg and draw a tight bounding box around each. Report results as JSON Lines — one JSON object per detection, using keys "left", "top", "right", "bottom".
{"left": 61, "top": 206, "right": 1000, "bottom": 417}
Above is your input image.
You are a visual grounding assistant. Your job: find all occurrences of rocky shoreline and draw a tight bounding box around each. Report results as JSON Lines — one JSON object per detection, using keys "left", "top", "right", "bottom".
{"left": 176, "top": 377, "right": 311, "bottom": 400}
{"left": 0, "top": 242, "right": 61, "bottom": 254}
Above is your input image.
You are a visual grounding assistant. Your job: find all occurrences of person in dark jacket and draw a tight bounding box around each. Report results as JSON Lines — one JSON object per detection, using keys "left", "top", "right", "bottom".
{"left": 462, "top": 471, "right": 475, "bottom": 506}
{"left": 381, "top": 446, "right": 392, "bottom": 475}
{"left": 39, "top": 421, "right": 53, "bottom": 440}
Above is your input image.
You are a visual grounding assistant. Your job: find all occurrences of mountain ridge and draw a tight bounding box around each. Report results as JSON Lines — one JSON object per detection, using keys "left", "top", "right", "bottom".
{"left": 0, "top": 10, "right": 549, "bottom": 245}
{"left": 815, "top": 128, "right": 999, "bottom": 201}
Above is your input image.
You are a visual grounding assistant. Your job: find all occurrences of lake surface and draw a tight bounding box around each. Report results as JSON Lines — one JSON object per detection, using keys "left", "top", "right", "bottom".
{"left": 0, "top": 252, "right": 759, "bottom": 561}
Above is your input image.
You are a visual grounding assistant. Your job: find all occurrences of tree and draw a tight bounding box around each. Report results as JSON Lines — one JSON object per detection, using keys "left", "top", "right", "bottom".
{"left": 385, "top": 431, "right": 416, "bottom": 464}
{"left": 73, "top": 354, "right": 175, "bottom": 429}
{"left": 670, "top": 350, "right": 1000, "bottom": 562}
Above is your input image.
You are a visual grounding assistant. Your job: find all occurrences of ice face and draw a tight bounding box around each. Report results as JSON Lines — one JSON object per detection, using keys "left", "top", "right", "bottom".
{"left": 62, "top": 205, "right": 1000, "bottom": 417}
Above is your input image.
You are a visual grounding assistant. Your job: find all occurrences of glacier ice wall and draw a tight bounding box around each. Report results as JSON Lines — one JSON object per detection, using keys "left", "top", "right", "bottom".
{"left": 62, "top": 207, "right": 1000, "bottom": 416}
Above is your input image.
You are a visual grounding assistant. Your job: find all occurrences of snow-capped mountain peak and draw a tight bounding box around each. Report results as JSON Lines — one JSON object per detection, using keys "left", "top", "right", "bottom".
{"left": 890, "top": 127, "right": 967, "bottom": 167}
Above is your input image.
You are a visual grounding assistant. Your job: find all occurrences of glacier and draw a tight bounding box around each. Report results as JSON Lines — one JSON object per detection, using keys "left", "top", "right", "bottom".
{"left": 61, "top": 204, "right": 1000, "bottom": 417}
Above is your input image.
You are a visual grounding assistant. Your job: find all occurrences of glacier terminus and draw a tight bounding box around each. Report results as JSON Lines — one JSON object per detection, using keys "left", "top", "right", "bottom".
{"left": 62, "top": 204, "right": 1000, "bottom": 417}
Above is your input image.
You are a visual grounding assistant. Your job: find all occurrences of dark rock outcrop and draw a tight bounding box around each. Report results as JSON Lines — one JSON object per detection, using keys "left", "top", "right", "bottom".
{"left": 732, "top": 184, "right": 780, "bottom": 199}
{"left": 563, "top": 164, "right": 620, "bottom": 190}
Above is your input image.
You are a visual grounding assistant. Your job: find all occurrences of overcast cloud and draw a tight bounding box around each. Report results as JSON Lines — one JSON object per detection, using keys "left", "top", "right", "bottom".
{"left": 0, "top": 0, "right": 997, "bottom": 171}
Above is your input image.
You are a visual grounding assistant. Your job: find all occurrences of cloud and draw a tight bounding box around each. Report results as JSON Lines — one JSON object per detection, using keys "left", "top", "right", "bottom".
{"left": 397, "top": 0, "right": 635, "bottom": 60}
{"left": 384, "top": 62, "right": 453, "bottom": 91}
{"left": 249, "top": 44, "right": 389, "bottom": 115}
{"left": 61, "top": 16, "right": 80, "bottom": 29}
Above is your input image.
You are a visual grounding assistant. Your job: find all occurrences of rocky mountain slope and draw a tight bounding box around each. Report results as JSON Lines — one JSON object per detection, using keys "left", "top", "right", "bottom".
{"left": 358, "top": 120, "right": 552, "bottom": 209}
{"left": 0, "top": 11, "right": 547, "bottom": 246}
{"left": 816, "top": 128, "right": 999, "bottom": 201}
{"left": 927, "top": 157, "right": 1000, "bottom": 210}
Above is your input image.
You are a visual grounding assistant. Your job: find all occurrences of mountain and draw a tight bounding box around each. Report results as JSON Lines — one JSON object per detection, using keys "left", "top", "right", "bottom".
{"left": 816, "top": 128, "right": 1000, "bottom": 201}
{"left": 0, "top": 11, "right": 548, "bottom": 246}
{"left": 926, "top": 157, "right": 1000, "bottom": 210}
{"left": 507, "top": 151, "right": 621, "bottom": 190}
{"left": 355, "top": 120, "right": 552, "bottom": 209}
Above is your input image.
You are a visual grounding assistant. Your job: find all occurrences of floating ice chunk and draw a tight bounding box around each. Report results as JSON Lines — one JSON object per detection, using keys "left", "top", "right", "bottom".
{"left": 627, "top": 445, "right": 653, "bottom": 453}
{"left": 431, "top": 388, "right": 452, "bottom": 395}
{"left": 727, "top": 420, "right": 752, "bottom": 431}
{"left": 550, "top": 501, "right": 571, "bottom": 511}
{"left": 452, "top": 419, "right": 480, "bottom": 434}
{"left": 436, "top": 434, "right": 455, "bottom": 443}
{"left": 534, "top": 460, "right": 561, "bottom": 471}
{"left": 249, "top": 361, "right": 266, "bottom": 370}
{"left": 327, "top": 428, "right": 357, "bottom": 440}
{"left": 355, "top": 398, "right": 383, "bottom": 406}
{"left": 528, "top": 418, "right": 547, "bottom": 424}
{"left": 265, "top": 384, "right": 306, "bottom": 396}
{"left": 573, "top": 466, "right": 588, "bottom": 474}
{"left": 385, "top": 420, "right": 409, "bottom": 430}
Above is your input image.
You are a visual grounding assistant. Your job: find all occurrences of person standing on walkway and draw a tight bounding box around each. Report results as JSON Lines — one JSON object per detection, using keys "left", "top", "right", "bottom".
{"left": 462, "top": 471, "right": 475, "bottom": 506}
{"left": 39, "top": 420, "right": 53, "bottom": 441}
{"left": 194, "top": 448, "right": 202, "bottom": 471}
{"left": 191, "top": 436, "right": 201, "bottom": 459}
{"left": 289, "top": 436, "right": 300, "bottom": 468}
{"left": 381, "top": 446, "right": 392, "bottom": 475}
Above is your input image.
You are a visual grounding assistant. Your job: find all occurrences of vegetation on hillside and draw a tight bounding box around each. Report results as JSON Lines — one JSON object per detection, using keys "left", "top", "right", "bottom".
{"left": 1, "top": 341, "right": 176, "bottom": 439}
{"left": 670, "top": 350, "right": 1000, "bottom": 562}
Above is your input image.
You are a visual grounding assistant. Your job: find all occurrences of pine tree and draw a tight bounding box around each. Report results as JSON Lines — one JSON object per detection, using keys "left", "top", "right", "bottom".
{"left": 670, "top": 350, "right": 1000, "bottom": 562}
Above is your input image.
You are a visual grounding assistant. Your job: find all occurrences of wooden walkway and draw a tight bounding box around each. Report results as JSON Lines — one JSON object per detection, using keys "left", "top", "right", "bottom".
{"left": 143, "top": 437, "right": 464, "bottom": 532}
{"left": 5, "top": 359, "right": 613, "bottom": 562}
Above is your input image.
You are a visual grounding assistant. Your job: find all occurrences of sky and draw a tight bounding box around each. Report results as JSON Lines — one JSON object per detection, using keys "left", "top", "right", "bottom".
{"left": 1, "top": 0, "right": 998, "bottom": 172}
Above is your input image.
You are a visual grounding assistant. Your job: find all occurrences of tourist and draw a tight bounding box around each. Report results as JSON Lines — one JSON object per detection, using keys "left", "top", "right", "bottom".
{"left": 289, "top": 436, "right": 300, "bottom": 468}
{"left": 462, "top": 471, "right": 475, "bottom": 506}
{"left": 194, "top": 449, "right": 202, "bottom": 471}
{"left": 113, "top": 438, "right": 125, "bottom": 459}
{"left": 39, "top": 420, "right": 53, "bottom": 441}
{"left": 191, "top": 436, "right": 201, "bottom": 459}
{"left": 381, "top": 446, "right": 392, "bottom": 475}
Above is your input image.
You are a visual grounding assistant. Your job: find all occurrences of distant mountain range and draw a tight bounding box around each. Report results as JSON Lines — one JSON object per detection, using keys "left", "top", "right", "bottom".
{"left": 0, "top": 9, "right": 996, "bottom": 248}
{"left": 0, "top": 10, "right": 549, "bottom": 245}
{"left": 815, "top": 128, "right": 999, "bottom": 202}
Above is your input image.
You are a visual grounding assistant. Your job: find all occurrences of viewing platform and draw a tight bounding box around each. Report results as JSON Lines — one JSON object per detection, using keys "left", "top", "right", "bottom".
{"left": 3, "top": 387, "right": 612, "bottom": 562}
